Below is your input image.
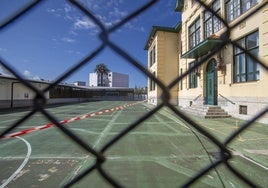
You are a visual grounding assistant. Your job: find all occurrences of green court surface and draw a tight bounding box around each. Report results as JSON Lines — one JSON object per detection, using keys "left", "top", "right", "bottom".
{"left": 0, "top": 101, "right": 267, "bottom": 187}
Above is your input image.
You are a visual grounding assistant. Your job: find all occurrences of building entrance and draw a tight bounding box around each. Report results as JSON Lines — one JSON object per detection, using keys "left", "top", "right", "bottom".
{"left": 206, "top": 59, "right": 218, "bottom": 105}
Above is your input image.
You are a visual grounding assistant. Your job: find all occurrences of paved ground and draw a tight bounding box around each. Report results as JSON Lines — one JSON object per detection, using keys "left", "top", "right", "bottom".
{"left": 0, "top": 101, "right": 267, "bottom": 187}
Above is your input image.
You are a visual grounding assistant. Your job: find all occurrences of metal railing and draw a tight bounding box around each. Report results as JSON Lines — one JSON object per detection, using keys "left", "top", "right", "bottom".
{"left": 1, "top": 0, "right": 268, "bottom": 187}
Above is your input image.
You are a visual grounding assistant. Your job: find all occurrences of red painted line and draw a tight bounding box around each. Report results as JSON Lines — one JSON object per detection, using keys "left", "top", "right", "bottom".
{"left": 1, "top": 100, "right": 148, "bottom": 139}
{"left": 38, "top": 125, "right": 50, "bottom": 130}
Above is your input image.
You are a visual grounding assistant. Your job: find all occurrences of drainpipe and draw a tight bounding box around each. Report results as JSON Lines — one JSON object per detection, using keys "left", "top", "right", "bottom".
{"left": 10, "top": 81, "right": 20, "bottom": 108}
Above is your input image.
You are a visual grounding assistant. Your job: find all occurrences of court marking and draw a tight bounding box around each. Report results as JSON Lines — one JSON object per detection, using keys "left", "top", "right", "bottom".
{"left": 153, "top": 112, "right": 182, "bottom": 134}
{"left": 93, "top": 110, "right": 122, "bottom": 149}
{"left": 0, "top": 156, "right": 87, "bottom": 160}
{"left": 232, "top": 150, "right": 268, "bottom": 171}
{"left": 0, "top": 136, "right": 31, "bottom": 188}
{"left": 158, "top": 108, "right": 268, "bottom": 172}
{"left": 1, "top": 100, "right": 147, "bottom": 139}
{"left": 70, "top": 126, "right": 188, "bottom": 137}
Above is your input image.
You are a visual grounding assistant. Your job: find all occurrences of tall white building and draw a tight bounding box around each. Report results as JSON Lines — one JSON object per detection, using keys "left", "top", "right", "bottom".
{"left": 89, "top": 72, "right": 129, "bottom": 88}
{"left": 108, "top": 72, "right": 129, "bottom": 88}
{"left": 89, "top": 73, "right": 109, "bottom": 87}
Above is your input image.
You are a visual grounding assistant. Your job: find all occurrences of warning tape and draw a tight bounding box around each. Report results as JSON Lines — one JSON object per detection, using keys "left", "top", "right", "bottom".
{"left": 1, "top": 100, "right": 147, "bottom": 139}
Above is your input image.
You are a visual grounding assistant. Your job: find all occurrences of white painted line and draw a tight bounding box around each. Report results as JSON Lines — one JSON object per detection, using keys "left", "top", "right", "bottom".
{"left": 93, "top": 110, "right": 122, "bottom": 149}
{"left": 239, "top": 153, "right": 268, "bottom": 171}
{"left": 0, "top": 136, "right": 32, "bottom": 188}
{"left": 0, "top": 156, "right": 87, "bottom": 160}
{"left": 160, "top": 107, "right": 268, "bottom": 172}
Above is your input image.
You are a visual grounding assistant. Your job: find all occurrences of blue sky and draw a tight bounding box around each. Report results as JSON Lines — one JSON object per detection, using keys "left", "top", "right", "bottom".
{"left": 0, "top": 0, "right": 181, "bottom": 87}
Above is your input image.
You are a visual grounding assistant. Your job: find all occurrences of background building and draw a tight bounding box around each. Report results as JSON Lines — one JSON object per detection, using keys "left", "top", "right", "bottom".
{"left": 73, "top": 81, "right": 86, "bottom": 86}
{"left": 89, "top": 72, "right": 129, "bottom": 88}
{"left": 108, "top": 72, "right": 129, "bottom": 88}
{"left": 89, "top": 73, "right": 109, "bottom": 87}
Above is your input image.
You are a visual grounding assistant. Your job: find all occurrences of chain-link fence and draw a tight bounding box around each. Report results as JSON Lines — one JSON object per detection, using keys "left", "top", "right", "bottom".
{"left": 0, "top": 0, "right": 268, "bottom": 187}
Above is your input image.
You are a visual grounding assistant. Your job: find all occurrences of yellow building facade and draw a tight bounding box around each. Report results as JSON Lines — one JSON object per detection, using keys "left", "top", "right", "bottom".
{"left": 177, "top": 0, "right": 268, "bottom": 123}
{"left": 145, "top": 0, "right": 268, "bottom": 123}
{"left": 145, "top": 25, "right": 181, "bottom": 105}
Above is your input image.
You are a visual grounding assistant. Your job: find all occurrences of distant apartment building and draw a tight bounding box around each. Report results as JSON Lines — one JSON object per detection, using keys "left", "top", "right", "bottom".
{"left": 108, "top": 72, "right": 129, "bottom": 88}
{"left": 89, "top": 72, "right": 129, "bottom": 88}
{"left": 89, "top": 73, "right": 109, "bottom": 87}
{"left": 73, "top": 81, "right": 86, "bottom": 86}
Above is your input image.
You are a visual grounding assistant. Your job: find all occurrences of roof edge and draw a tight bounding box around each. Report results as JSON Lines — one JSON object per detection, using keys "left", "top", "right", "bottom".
{"left": 144, "top": 22, "right": 181, "bottom": 50}
{"left": 174, "top": 0, "right": 184, "bottom": 12}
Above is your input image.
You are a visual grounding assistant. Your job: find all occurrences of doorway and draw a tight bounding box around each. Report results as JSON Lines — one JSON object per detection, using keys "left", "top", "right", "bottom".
{"left": 206, "top": 59, "right": 218, "bottom": 105}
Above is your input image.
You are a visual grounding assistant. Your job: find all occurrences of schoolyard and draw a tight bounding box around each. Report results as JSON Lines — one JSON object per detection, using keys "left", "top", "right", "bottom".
{"left": 0, "top": 101, "right": 267, "bottom": 187}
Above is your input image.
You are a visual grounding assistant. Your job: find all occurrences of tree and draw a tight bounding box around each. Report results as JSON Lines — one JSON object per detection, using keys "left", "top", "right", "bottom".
{"left": 94, "top": 63, "right": 110, "bottom": 86}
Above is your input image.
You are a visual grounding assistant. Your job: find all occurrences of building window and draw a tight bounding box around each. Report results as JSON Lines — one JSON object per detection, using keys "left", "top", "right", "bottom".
{"left": 204, "top": 0, "right": 222, "bottom": 38}
{"left": 149, "top": 72, "right": 156, "bottom": 91}
{"left": 149, "top": 46, "right": 156, "bottom": 67}
{"left": 225, "top": 0, "right": 258, "bottom": 22}
{"left": 239, "top": 105, "right": 247, "bottom": 115}
{"left": 189, "top": 62, "right": 198, "bottom": 88}
{"left": 189, "top": 18, "right": 201, "bottom": 49}
{"left": 233, "top": 31, "right": 259, "bottom": 83}
{"left": 180, "top": 68, "right": 183, "bottom": 90}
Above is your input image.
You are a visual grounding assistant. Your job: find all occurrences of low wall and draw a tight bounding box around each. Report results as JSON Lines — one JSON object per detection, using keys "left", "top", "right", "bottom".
{"left": 0, "top": 96, "right": 137, "bottom": 109}
{"left": 0, "top": 98, "right": 89, "bottom": 109}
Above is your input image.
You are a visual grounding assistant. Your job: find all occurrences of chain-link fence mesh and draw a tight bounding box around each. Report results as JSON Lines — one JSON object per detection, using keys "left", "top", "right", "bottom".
{"left": 0, "top": 0, "right": 268, "bottom": 187}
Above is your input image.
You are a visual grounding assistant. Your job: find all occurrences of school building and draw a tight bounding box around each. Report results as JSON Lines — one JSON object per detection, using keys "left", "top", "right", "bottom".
{"left": 145, "top": 0, "right": 268, "bottom": 123}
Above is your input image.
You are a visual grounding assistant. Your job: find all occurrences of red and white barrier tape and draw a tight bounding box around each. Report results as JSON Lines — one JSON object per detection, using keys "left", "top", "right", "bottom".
{"left": 1, "top": 100, "right": 147, "bottom": 139}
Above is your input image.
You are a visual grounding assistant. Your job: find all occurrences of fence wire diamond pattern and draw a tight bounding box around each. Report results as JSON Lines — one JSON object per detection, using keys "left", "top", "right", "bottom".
{"left": 0, "top": 0, "right": 268, "bottom": 187}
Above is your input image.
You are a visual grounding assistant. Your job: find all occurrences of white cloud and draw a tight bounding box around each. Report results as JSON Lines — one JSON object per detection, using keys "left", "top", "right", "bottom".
{"left": 33, "top": 75, "right": 41, "bottom": 80}
{"left": 45, "top": 1, "right": 133, "bottom": 34}
{"left": 109, "top": 7, "right": 127, "bottom": 18}
{"left": 46, "top": 7, "right": 63, "bottom": 17}
{"left": 139, "top": 26, "right": 145, "bottom": 32}
{"left": 106, "top": 0, "right": 125, "bottom": 8}
{"left": 92, "top": 4, "right": 101, "bottom": 11}
{"left": 46, "top": 8, "right": 56, "bottom": 13}
{"left": 65, "top": 50, "right": 82, "bottom": 55}
{"left": 69, "top": 30, "right": 78, "bottom": 36}
{"left": 23, "top": 70, "right": 41, "bottom": 80}
{"left": 74, "top": 17, "right": 96, "bottom": 29}
{"left": 64, "top": 4, "right": 72, "bottom": 13}
{"left": 23, "top": 70, "right": 31, "bottom": 77}
{"left": 61, "top": 37, "right": 76, "bottom": 43}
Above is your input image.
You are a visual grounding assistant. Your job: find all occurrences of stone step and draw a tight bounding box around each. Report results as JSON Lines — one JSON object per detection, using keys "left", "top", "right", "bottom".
{"left": 182, "top": 105, "right": 231, "bottom": 118}
{"left": 205, "top": 115, "right": 231, "bottom": 118}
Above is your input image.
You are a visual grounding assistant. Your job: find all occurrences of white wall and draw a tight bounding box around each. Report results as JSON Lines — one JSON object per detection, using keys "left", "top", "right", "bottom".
{"left": 108, "top": 72, "right": 129, "bottom": 88}
{"left": 89, "top": 73, "right": 98, "bottom": 87}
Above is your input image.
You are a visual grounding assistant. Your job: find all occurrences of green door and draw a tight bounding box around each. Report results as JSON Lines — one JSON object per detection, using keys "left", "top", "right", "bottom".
{"left": 206, "top": 59, "right": 217, "bottom": 105}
